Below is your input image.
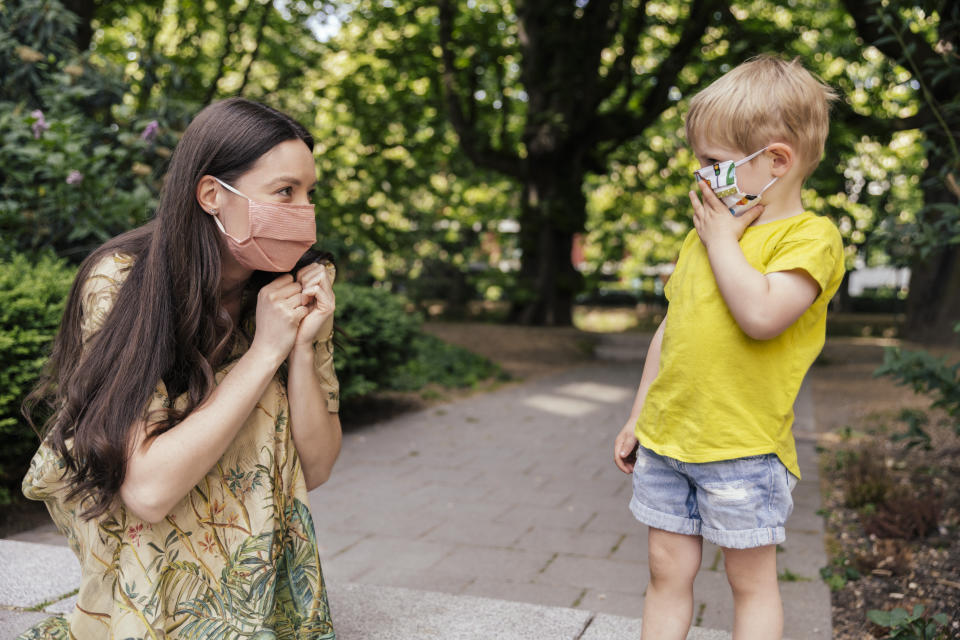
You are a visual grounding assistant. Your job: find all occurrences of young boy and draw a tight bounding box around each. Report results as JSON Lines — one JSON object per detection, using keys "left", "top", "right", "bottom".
{"left": 613, "top": 56, "right": 844, "bottom": 640}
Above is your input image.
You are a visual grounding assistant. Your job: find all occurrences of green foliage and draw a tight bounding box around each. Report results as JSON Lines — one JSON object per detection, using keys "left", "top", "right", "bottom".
{"left": 0, "top": 104, "right": 164, "bottom": 258}
{"left": 333, "top": 283, "right": 501, "bottom": 403}
{"left": 867, "top": 605, "right": 950, "bottom": 640}
{"left": 819, "top": 556, "right": 862, "bottom": 592}
{"left": 0, "top": 0, "right": 172, "bottom": 259}
{"left": 876, "top": 331, "right": 960, "bottom": 428}
{"left": 890, "top": 408, "right": 932, "bottom": 450}
{"left": 332, "top": 282, "right": 423, "bottom": 400}
{"left": 0, "top": 253, "right": 76, "bottom": 505}
{"left": 390, "top": 334, "right": 505, "bottom": 392}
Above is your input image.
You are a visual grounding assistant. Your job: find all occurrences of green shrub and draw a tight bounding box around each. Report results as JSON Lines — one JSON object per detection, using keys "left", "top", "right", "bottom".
{"left": 331, "top": 283, "right": 427, "bottom": 401}
{"left": 0, "top": 253, "right": 76, "bottom": 505}
{"left": 0, "top": 0, "right": 173, "bottom": 260}
{"left": 332, "top": 283, "right": 502, "bottom": 403}
{"left": 389, "top": 333, "right": 504, "bottom": 392}
{"left": 867, "top": 605, "right": 949, "bottom": 640}
{"left": 0, "top": 105, "right": 163, "bottom": 258}
{"left": 876, "top": 325, "right": 960, "bottom": 434}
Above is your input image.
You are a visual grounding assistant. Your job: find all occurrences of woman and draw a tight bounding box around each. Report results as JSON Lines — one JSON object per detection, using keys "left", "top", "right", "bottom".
{"left": 19, "top": 98, "right": 341, "bottom": 639}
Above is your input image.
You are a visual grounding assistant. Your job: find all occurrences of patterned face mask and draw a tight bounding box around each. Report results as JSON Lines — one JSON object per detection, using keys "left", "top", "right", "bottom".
{"left": 693, "top": 146, "right": 777, "bottom": 216}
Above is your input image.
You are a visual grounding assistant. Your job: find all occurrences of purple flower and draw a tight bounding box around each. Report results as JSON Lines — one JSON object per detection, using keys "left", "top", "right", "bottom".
{"left": 66, "top": 170, "right": 83, "bottom": 185}
{"left": 30, "top": 110, "right": 49, "bottom": 139}
{"left": 140, "top": 120, "right": 159, "bottom": 141}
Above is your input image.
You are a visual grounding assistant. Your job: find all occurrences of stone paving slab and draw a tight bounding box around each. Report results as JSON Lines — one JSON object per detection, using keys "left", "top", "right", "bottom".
{"left": 581, "top": 612, "right": 732, "bottom": 640}
{"left": 329, "top": 583, "right": 594, "bottom": 640}
{"left": 0, "top": 539, "right": 79, "bottom": 609}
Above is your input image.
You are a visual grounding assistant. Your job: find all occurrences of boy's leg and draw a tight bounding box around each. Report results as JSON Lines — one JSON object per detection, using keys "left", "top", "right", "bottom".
{"left": 642, "top": 527, "right": 703, "bottom": 640}
{"left": 723, "top": 544, "right": 782, "bottom": 640}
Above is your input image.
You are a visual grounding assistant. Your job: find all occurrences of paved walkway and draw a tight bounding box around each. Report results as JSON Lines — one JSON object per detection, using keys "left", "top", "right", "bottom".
{"left": 1, "top": 334, "right": 832, "bottom": 639}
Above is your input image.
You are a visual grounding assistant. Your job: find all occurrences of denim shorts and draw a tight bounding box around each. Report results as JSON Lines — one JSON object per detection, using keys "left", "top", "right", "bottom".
{"left": 629, "top": 443, "right": 798, "bottom": 549}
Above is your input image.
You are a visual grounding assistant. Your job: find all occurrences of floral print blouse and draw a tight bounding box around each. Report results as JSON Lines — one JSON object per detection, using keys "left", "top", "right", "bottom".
{"left": 18, "top": 253, "right": 336, "bottom": 640}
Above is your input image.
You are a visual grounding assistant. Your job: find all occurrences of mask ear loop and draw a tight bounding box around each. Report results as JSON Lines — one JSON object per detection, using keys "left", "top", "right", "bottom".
{"left": 213, "top": 177, "right": 251, "bottom": 201}
{"left": 210, "top": 177, "right": 251, "bottom": 241}
{"left": 733, "top": 145, "right": 769, "bottom": 167}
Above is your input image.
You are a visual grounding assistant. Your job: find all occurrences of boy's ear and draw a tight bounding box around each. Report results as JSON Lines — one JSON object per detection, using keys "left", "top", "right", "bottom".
{"left": 767, "top": 143, "right": 794, "bottom": 177}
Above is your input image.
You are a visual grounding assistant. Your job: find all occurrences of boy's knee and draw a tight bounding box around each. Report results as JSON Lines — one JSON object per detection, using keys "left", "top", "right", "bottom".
{"left": 723, "top": 546, "right": 779, "bottom": 592}
{"left": 648, "top": 531, "right": 701, "bottom": 581}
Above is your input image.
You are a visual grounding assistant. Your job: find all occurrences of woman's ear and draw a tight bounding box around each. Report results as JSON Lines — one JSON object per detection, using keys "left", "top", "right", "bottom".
{"left": 196, "top": 175, "right": 221, "bottom": 215}
{"left": 766, "top": 143, "right": 794, "bottom": 177}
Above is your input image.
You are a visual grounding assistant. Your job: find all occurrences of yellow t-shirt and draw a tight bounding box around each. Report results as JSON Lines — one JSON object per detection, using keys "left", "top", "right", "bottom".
{"left": 635, "top": 211, "right": 845, "bottom": 478}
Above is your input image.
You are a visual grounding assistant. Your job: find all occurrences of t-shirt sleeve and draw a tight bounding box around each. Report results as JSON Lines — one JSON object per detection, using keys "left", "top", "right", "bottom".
{"left": 664, "top": 230, "right": 697, "bottom": 302}
{"left": 764, "top": 224, "right": 844, "bottom": 296}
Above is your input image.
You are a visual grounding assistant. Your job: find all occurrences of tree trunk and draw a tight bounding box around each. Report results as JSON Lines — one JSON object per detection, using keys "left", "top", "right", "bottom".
{"left": 906, "top": 248, "right": 960, "bottom": 344}
{"left": 61, "top": 0, "right": 96, "bottom": 51}
{"left": 905, "top": 165, "right": 960, "bottom": 344}
{"left": 510, "top": 158, "right": 585, "bottom": 326}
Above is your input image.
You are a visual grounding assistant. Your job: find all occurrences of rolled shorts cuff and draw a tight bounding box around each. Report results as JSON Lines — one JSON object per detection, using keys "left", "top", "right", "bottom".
{"left": 629, "top": 495, "right": 701, "bottom": 537}
{"left": 700, "top": 524, "right": 785, "bottom": 549}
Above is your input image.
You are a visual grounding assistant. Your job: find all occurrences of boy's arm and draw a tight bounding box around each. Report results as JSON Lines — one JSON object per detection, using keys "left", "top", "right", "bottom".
{"left": 614, "top": 315, "right": 666, "bottom": 474}
{"left": 689, "top": 182, "right": 820, "bottom": 340}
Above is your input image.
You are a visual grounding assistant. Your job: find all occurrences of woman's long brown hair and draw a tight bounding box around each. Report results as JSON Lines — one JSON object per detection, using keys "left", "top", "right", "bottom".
{"left": 24, "top": 98, "right": 315, "bottom": 520}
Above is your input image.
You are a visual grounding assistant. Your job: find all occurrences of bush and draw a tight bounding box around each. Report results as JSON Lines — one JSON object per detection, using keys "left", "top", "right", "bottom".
{"left": 0, "top": 253, "right": 76, "bottom": 505}
{"left": 867, "top": 605, "right": 949, "bottom": 640}
{"left": 389, "top": 333, "right": 504, "bottom": 392}
{"left": 0, "top": 0, "right": 173, "bottom": 260}
{"left": 876, "top": 326, "right": 960, "bottom": 435}
{"left": 332, "top": 283, "right": 502, "bottom": 403}
{"left": 0, "top": 105, "right": 164, "bottom": 258}
{"left": 331, "top": 282, "right": 429, "bottom": 400}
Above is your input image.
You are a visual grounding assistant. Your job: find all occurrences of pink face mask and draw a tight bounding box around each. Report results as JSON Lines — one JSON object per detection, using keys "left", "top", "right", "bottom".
{"left": 212, "top": 177, "right": 317, "bottom": 272}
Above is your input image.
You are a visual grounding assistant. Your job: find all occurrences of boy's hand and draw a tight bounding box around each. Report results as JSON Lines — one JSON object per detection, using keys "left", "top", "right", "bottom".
{"left": 690, "top": 179, "right": 764, "bottom": 249}
{"left": 614, "top": 421, "right": 639, "bottom": 474}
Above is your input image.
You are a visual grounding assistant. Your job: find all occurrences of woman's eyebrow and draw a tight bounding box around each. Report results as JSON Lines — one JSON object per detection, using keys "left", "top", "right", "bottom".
{"left": 267, "top": 176, "right": 318, "bottom": 188}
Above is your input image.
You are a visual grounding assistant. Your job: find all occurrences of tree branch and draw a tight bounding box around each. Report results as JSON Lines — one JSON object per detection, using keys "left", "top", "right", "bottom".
{"left": 203, "top": 0, "right": 254, "bottom": 106}
{"left": 438, "top": 0, "right": 524, "bottom": 178}
{"left": 841, "top": 0, "right": 940, "bottom": 87}
{"left": 589, "top": 0, "right": 718, "bottom": 149}
{"left": 237, "top": 3, "right": 271, "bottom": 96}
{"left": 595, "top": 0, "right": 650, "bottom": 110}
{"left": 833, "top": 99, "right": 932, "bottom": 140}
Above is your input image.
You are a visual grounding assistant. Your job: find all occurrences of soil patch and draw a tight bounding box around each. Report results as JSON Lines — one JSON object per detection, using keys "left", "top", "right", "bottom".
{"left": 811, "top": 337, "right": 960, "bottom": 638}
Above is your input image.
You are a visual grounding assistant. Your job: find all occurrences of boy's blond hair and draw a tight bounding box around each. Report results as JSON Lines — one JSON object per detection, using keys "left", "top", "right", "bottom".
{"left": 686, "top": 55, "right": 837, "bottom": 179}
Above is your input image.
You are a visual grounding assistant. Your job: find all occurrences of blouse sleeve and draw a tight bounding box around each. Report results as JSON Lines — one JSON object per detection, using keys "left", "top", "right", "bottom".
{"left": 312, "top": 260, "right": 339, "bottom": 413}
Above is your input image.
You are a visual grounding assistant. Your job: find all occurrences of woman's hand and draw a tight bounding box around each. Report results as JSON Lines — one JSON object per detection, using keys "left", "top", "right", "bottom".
{"left": 292, "top": 261, "right": 335, "bottom": 349}
{"left": 250, "top": 274, "right": 307, "bottom": 365}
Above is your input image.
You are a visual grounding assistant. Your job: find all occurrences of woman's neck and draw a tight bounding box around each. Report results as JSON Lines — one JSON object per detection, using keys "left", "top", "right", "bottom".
{"left": 219, "top": 251, "right": 252, "bottom": 320}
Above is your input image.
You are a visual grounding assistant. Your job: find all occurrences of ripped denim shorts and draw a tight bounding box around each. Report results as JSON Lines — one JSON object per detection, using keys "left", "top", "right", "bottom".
{"left": 628, "top": 443, "right": 798, "bottom": 549}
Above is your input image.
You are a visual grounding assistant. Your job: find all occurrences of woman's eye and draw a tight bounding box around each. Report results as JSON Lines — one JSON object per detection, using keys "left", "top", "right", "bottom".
{"left": 277, "top": 186, "right": 293, "bottom": 197}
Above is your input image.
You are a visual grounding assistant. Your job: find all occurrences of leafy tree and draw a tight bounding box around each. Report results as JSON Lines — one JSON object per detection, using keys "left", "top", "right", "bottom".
{"left": 839, "top": 0, "right": 960, "bottom": 343}
{"left": 435, "top": 0, "right": 734, "bottom": 324}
